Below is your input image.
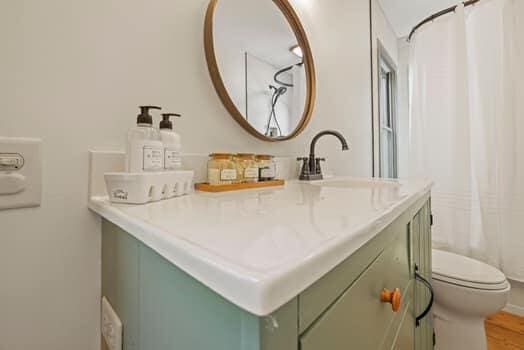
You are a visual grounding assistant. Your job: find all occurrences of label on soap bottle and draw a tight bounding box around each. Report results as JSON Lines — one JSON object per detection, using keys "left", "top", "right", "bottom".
{"left": 143, "top": 146, "right": 163, "bottom": 171}
{"left": 164, "top": 148, "right": 182, "bottom": 169}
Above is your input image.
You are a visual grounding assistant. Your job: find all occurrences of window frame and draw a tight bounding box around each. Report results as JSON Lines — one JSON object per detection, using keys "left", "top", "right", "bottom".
{"left": 377, "top": 41, "right": 398, "bottom": 179}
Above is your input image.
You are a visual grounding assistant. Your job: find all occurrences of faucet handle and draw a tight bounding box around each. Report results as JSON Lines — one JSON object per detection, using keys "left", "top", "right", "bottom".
{"left": 315, "top": 158, "right": 326, "bottom": 175}
{"left": 297, "top": 157, "right": 310, "bottom": 177}
{"left": 297, "top": 157, "right": 309, "bottom": 168}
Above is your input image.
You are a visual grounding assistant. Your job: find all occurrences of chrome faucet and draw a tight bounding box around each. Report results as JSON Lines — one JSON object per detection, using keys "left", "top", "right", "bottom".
{"left": 298, "top": 130, "right": 349, "bottom": 181}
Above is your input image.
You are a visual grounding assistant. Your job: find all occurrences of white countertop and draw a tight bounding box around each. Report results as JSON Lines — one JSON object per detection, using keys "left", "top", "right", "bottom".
{"left": 89, "top": 177, "right": 432, "bottom": 316}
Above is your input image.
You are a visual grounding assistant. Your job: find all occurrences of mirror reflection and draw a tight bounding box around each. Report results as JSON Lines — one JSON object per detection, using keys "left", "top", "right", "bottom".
{"left": 211, "top": 0, "right": 310, "bottom": 139}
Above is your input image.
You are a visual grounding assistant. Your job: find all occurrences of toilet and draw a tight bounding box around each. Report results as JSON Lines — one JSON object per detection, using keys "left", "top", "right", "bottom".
{"left": 432, "top": 249, "right": 511, "bottom": 350}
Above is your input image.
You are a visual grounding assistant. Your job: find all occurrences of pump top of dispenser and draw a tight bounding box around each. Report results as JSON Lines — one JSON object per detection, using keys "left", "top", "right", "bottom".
{"left": 160, "top": 113, "right": 181, "bottom": 130}
{"left": 137, "top": 106, "right": 162, "bottom": 125}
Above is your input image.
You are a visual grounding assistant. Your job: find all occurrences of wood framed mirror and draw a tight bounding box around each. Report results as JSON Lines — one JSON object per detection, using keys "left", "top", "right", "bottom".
{"left": 204, "top": 0, "right": 316, "bottom": 141}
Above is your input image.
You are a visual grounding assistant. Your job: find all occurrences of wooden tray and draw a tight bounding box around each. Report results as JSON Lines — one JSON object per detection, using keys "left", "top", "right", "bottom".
{"left": 195, "top": 179, "right": 285, "bottom": 193}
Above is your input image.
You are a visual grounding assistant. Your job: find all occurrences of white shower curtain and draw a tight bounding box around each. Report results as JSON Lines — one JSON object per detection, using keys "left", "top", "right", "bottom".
{"left": 409, "top": 0, "right": 524, "bottom": 281}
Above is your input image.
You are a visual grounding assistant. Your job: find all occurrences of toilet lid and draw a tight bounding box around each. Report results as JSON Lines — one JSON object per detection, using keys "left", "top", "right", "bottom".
{"left": 432, "top": 249, "right": 507, "bottom": 289}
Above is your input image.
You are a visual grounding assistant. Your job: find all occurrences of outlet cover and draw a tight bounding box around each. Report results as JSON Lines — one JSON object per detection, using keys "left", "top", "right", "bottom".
{"left": 0, "top": 137, "right": 42, "bottom": 210}
{"left": 102, "top": 297, "right": 123, "bottom": 350}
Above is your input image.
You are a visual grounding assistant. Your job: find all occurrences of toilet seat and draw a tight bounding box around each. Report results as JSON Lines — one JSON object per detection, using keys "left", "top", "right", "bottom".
{"left": 432, "top": 249, "right": 509, "bottom": 291}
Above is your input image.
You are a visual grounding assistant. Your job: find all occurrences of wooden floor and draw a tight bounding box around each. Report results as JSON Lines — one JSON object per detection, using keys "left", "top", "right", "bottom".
{"left": 486, "top": 312, "right": 524, "bottom": 349}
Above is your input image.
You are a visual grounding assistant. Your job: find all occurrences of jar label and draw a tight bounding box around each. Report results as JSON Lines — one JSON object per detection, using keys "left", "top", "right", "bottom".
{"left": 221, "top": 169, "right": 237, "bottom": 181}
{"left": 164, "top": 149, "right": 182, "bottom": 169}
{"left": 143, "top": 146, "right": 163, "bottom": 170}
{"left": 260, "top": 167, "right": 275, "bottom": 179}
{"left": 244, "top": 167, "right": 258, "bottom": 179}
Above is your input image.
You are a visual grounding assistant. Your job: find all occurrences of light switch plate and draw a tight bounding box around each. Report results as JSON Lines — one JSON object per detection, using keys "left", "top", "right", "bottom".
{"left": 102, "top": 297, "right": 123, "bottom": 350}
{"left": 0, "top": 137, "right": 42, "bottom": 210}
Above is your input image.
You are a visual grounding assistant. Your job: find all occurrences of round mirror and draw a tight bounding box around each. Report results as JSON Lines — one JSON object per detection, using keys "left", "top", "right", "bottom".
{"left": 204, "top": 0, "right": 316, "bottom": 141}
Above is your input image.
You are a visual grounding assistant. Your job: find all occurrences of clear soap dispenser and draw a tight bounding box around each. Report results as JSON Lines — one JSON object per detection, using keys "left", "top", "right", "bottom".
{"left": 159, "top": 113, "right": 182, "bottom": 170}
{"left": 126, "top": 106, "right": 164, "bottom": 173}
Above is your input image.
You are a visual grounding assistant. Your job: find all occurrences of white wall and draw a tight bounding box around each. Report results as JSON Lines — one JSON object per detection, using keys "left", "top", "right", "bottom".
{"left": 371, "top": 0, "right": 399, "bottom": 176}
{"left": 397, "top": 38, "right": 410, "bottom": 178}
{"left": 507, "top": 280, "right": 524, "bottom": 316}
{"left": 0, "top": 1, "right": 372, "bottom": 349}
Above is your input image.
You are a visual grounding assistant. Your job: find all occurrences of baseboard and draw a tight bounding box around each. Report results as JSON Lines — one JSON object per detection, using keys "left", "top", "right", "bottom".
{"left": 504, "top": 303, "right": 524, "bottom": 317}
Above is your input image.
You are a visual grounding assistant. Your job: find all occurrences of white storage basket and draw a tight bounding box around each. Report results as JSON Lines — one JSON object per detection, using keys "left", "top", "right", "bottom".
{"left": 104, "top": 170, "right": 194, "bottom": 204}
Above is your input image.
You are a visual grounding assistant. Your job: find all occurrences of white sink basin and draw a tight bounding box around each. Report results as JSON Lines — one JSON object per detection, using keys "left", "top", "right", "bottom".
{"left": 310, "top": 178, "right": 400, "bottom": 189}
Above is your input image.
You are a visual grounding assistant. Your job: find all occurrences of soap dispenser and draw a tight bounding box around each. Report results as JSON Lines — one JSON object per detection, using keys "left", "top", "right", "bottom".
{"left": 159, "top": 113, "right": 182, "bottom": 170}
{"left": 126, "top": 106, "right": 164, "bottom": 173}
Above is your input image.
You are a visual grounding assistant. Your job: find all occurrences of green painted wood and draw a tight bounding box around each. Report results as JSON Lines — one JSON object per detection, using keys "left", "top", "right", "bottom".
{"left": 412, "top": 211, "right": 422, "bottom": 350}
{"left": 299, "top": 193, "right": 431, "bottom": 333}
{"left": 139, "top": 243, "right": 258, "bottom": 350}
{"left": 413, "top": 202, "right": 434, "bottom": 350}
{"left": 102, "top": 220, "right": 299, "bottom": 350}
{"left": 299, "top": 225, "right": 394, "bottom": 334}
{"left": 389, "top": 299, "right": 415, "bottom": 350}
{"left": 423, "top": 201, "right": 434, "bottom": 349}
{"left": 139, "top": 243, "right": 299, "bottom": 350}
{"left": 380, "top": 281, "right": 414, "bottom": 350}
{"left": 299, "top": 226, "right": 411, "bottom": 350}
{"left": 260, "top": 298, "right": 299, "bottom": 350}
{"left": 102, "top": 220, "right": 140, "bottom": 350}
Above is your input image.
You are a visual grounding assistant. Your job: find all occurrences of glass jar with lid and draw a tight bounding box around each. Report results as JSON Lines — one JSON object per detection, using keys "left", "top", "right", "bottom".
{"left": 234, "top": 153, "right": 259, "bottom": 183}
{"left": 207, "top": 153, "right": 237, "bottom": 185}
{"left": 256, "top": 155, "right": 276, "bottom": 181}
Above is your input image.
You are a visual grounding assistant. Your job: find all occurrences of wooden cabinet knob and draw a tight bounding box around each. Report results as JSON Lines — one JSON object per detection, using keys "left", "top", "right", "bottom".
{"left": 380, "top": 288, "right": 401, "bottom": 312}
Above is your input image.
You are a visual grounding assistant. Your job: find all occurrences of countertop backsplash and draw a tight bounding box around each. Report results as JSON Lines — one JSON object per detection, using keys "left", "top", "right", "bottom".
{"left": 87, "top": 151, "right": 321, "bottom": 199}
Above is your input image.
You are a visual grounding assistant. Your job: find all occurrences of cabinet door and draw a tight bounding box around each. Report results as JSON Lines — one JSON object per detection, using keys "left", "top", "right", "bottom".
{"left": 300, "top": 229, "right": 411, "bottom": 350}
{"left": 412, "top": 202, "right": 434, "bottom": 350}
{"left": 391, "top": 306, "right": 415, "bottom": 350}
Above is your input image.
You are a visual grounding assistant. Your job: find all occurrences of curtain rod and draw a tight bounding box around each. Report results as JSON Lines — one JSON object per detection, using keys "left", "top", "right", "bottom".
{"left": 407, "top": 0, "right": 481, "bottom": 42}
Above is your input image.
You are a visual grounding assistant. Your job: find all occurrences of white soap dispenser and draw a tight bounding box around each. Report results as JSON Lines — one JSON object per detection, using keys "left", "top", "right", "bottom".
{"left": 126, "top": 106, "right": 164, "bottom": 173}
{"left": 159, "top": 113, "right": 182, "bottom": 170}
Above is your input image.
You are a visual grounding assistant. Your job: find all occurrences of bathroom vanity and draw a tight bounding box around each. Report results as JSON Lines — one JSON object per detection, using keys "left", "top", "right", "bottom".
{"left": 90, "top": 177, "right": 434, "bottom": 350}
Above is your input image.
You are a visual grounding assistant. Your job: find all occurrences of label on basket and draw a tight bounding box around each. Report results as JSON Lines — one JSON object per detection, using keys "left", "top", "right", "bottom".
{"left": 244, "top": 167, "right": 258, "bottom": 179}
{"left": 112, "top": 189, "right": 129, "bottom": 201}
{"left": 164, "top": 149, "right": 182, "bottom": 169}
{"left": 143, "top": 146, "right": 163, "bottom": 171}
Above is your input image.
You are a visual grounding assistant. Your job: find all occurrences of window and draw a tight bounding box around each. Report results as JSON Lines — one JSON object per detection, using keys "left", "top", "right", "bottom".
{"left": 378, "top": 46, "right": 398, "bottom": 178}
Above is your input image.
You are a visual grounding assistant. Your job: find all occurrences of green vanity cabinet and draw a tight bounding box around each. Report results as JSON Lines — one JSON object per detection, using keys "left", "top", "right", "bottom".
{"left": 101, "top": 194, "right": 433, "bottom": 350}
